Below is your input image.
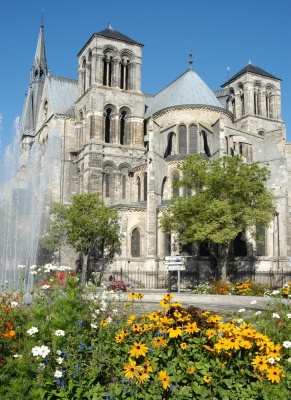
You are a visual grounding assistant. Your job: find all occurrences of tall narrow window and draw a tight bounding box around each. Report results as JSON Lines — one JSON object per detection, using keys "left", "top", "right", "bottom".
{"left": 164, "top": 132, "right": 174, "bottom": 157}
{"left": 256, "top": 224, "right": 266, "bottom": 256}
{"left": 121, "top": 167, "right": 128, "bottom": 200}
{"left": 120, "top": 59, "right": 129, "bottom": 89}
{"left": 131, "top": 228, "right": 141, "bottom": 257}
{"left": 120, "top": 111, "right": 127, "bottom": 145}
{"left": 172, "top": 171, "right": 179, "bottom": 196}
{"left": 178, "top": 125, "right": 187, "bottom": 154}
{"left": 105, "top": 108, "right": 112, "bottom": 143}
{"left": 233, "top": 231, "right": 247, "bottom": 256}
{"left": 137, "top": 177, "right": 141, "bottom": 202}
{"left": 143, "top": 173, "right": 147, "bottom": 201}
{"left": 189, "top": 125, "right": 198, "bottom": 154}
{"left": 161, "top": 177, "right": 167, "bottom": 201}
{"left": 103, "top": 57, "right": 112, "bottom": 86}
{"left": 105, "top": 174, "right": 110, "bottom": 197}
{"left": 88, "top": 52, "right": 92, "bottom": 87}
{"left": 82, "top": 58, "right": 86, "bottom": 92}
{"left": 254, "top": 86, "right": 260, "bottom": 115}
{"left": 201, "top": 130, "right": 210, "bottom": 157}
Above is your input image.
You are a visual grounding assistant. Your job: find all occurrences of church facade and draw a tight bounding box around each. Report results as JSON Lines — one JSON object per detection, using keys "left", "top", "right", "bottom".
{"left": 20, "top": 25, "right": 291, "bottom": 277}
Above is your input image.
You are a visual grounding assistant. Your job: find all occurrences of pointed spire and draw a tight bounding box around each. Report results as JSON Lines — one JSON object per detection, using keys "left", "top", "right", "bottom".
{"left": 189, "top": 42, "right": 193, "bottom": 70}
{"left": 31, "top": 25, "right": 48, "bottom": 82}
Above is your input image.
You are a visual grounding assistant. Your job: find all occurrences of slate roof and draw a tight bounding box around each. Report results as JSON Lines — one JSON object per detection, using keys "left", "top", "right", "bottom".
{"left": 45, "top": 76, "right": 78, "bottom": 116}
{"left": 221, "top": 62, "right": 281, "bottom": 87}
{"left": 96, "top": 25, "right": 141, "bottom": 45}
{"left": 145, "top": 69, "right": 225, "bottom": 118}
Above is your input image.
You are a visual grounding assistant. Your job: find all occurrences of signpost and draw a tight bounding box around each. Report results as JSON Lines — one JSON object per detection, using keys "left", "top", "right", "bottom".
{"left": 164, "top": 256, "right": 186, "bottom": 293}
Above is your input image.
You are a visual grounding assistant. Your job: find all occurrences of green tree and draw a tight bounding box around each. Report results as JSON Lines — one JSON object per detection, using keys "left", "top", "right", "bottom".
{"left": 42, "top": 193, "right": 121, "bottom": 284}
{"left": 160, "top": 154, "right": 275, "bottom": 279}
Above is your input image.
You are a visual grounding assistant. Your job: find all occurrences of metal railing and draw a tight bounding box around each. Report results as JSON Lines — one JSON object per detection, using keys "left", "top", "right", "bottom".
{"left": 91, "top": 268, "right": 291, "bottom": 291}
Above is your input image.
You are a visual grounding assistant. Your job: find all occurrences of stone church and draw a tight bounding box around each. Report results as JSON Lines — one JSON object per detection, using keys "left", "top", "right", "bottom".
{"left": 19, "top": 24, "right": 291, "bottom": 277}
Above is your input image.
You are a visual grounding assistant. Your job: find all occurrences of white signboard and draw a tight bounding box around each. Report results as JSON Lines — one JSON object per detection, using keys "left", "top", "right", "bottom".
{"left": 167, "top": 265, "right": 185, "bottom": 271}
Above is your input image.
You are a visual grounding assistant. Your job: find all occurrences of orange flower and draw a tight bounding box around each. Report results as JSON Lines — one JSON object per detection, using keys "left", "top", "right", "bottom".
{"left": 9, "top": 330, "right": 16, "bottom": 338}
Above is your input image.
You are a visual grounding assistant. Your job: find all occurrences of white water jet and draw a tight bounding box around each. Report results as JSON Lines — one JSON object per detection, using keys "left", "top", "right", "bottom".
{"left": 0, "top": 118, "right": 59, "bottom": 294}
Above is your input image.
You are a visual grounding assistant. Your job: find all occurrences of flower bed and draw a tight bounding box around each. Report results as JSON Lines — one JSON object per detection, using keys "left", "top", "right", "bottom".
{"left": 1, "top": 266, "right": 291, "bottom": 399}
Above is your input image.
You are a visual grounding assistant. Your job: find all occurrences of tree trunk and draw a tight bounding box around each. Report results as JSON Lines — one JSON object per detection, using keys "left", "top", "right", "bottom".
{"left": 81, "top": 253, "right": 88, "bottom": 285}
{"left": 220, "top": 242, "right": 231, "bottom": 281}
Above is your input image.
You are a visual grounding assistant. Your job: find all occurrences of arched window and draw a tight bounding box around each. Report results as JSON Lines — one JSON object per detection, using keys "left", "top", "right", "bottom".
{"left": 105, "top": 108, "right": 112, "bottom": 143}
{"left": 233, "top": 231, "right": 247, "bottom": 256}
{"left": 131, "top": 228, "right": 141, "bottom": 257}
{"left": 189, "top": 125, "right": 198, "bottom": 154}
{"left": 137, "top": 176, "right": 141, "bottom": 202}
{"left": 104, "top": 165, "right": 114, "bottom": 198}
{"left": 172, "top": 171, "right": 179, "bottom": 196}
{"left": 82, "top": 58, "right": 86, "bottom": 92}
{"left": 120, "top": 111, "right": 127, "bottom": 145}
{"left": 254, "top": 85, "right": 261, "bottom": 115}
{"left": 201, "top": 130, "right": 210, "bottom": 157}
{"left": 120, "top": 58, "right": 129, "bottom": 89}
{"left": 266, "top": 87, "right": 274, "bottom": 118}
{"left": 238, "top": 85, "right": 245, "bottom": 116}
{"left": 229, "top": 88, "right": 235, "bottom": 117}
{"left": 88, "top": 52, "right": 92, "bottom": 87}
{"left": 164, "top": 132, "right": 174, "bottom": 157}
{"left": 143, "top": 173, "right": 147, "bottom": 201}
{"left": 178, "top": 125, "right": 187, "bottom": 154}
{"left": 103, "top": 56, "right": 112, "bottom": 86}
{"left": 161, "top": 177, "right": 167, "bottom": 201}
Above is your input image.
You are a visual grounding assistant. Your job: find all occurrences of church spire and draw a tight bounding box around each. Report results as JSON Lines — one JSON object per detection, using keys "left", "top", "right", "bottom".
{"left": 21, "top": 25, "right": 48, "bottom": 137}
{"left": 31, "top": 25, "right": 48, "bottom": 82}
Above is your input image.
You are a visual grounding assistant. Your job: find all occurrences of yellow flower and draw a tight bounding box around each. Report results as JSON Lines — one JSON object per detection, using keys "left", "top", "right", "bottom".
{"left": 171, "top": 302, "right": 183, "bottom": 308}
{"left": 128, "top": 292, "right": 137, "bottom": 299}
{"left": 206, "top": 329, "right": 217, "bottom": 339}
{"left": 100, "top": 320, "right": 108, "bottom": 327}
{"left": 152, "top": 337, "right": 168, "bottom": 348}
{"left": 184, "top": 322, "right": 200, "bottom": 335}
{"left": 136, "top": 371, "right": 150, "bottom": 383}
{"left": 158, "top": 370, "right": 170, "bottom": 389}
{"left": 187, "top": 366, "right": 195, "bottom": 374}
{"left": 124, "top": 359, "right": 143, "bottom": 379}
{"left": 266, "top": 366, "right": 285, "bottom": 383}
{"left": 180, "top": 342, "right": 187, "bottom": 350}
{"left": 163, "top": 293, "right": 174, "bottom": 300}
{"left": 160, "top": 299, "right": 170, "bottom": 308}
{"left": 129, "top": 342, "right": 149, "bottom": 358}
{"left": 203, "top": 375, "right": 212, "bottom": 383}
{"left": 159, "top": 315, "right": 174, "bottom": 325}
{"left": 115, "top": 333, "right": 124, "bottom": 343}
{"left": 167, "top": 325, "right": 183, "bottom": 338}
{"left": 251, "top": 356, "right": 268, "bottom": 372}
{"left": 127, "top": 315, "right": 136, "bottom": 325}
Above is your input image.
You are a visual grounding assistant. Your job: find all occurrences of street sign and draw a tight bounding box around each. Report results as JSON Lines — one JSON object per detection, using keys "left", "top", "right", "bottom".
{"left": 167, "top": 265, "right": 185, "bottom": 271}
{"left": 164, "top": 261, "right": 185, "bottom": 266}
{"left": 164, "top": 256, "right": 185, "bottom": 262}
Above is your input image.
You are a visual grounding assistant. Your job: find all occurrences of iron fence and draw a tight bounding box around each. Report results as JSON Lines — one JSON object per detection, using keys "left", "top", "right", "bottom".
{"left": 92, "top": 268, "right": 291, "bottom": 291}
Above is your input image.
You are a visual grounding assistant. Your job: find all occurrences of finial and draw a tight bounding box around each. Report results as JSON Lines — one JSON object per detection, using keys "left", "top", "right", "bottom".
{"left": 248, "top": 59, "right": 252, "bottom": 65}
{"left": 227, "top": 66, "right": 230, "bottom": 80}
{"left": 108, "top": 22, "right": 113, "bottom": 30}
{"left": 41, "top": 9, "right": 44, "bottom": 27}
{"left": 189, "top": 42, "right": 193, "bottom": 70}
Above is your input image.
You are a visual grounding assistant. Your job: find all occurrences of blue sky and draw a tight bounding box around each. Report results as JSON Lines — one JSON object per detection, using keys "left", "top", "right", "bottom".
{"left": 0, "top": 0, "right": 290, "bottom": 157}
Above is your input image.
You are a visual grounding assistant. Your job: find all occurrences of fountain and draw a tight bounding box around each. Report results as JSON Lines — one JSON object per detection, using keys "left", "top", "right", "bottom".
{"left": 0, "top": 117, "right": 59, "bottom": 294}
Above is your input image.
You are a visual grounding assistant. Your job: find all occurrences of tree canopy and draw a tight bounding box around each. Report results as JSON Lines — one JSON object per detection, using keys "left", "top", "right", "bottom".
{"left": 159, "top": 154, "right": 275, "bottom": 278}
{"left": 42, "top": 193, "right": 121, "bottom": 283}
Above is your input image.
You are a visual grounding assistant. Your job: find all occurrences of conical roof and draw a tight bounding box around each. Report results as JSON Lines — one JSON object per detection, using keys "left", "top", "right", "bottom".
{"left": 145, "top": 69, "right": 224, "bottom": 117}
